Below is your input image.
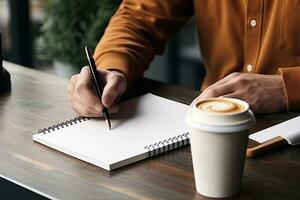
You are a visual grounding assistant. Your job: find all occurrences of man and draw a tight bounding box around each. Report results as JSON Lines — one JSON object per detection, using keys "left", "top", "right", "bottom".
{"left": 68, "top": 0, "right": 300, "bottom": 117}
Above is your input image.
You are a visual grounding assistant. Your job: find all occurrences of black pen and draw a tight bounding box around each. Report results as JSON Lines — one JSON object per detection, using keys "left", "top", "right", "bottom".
{"left": 0, "top": 30, "right": 2, "bottom": 65}
{"left": 84, "top": 46, "right": 111, "bottom": 130}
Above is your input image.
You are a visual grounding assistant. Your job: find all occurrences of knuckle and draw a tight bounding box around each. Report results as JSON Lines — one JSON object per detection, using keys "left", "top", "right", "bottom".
{"left": 232, "top": 75, "right": 245, "bottom": 85}
{"left": 81, "top": 66, "right": 89, "bottom": 73}
{"left": 70, "top": 74, "right": 78, "bottom": 83}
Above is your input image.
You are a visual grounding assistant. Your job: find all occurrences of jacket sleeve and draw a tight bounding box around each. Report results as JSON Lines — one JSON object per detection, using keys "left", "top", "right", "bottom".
{"left": 93, "top": 0, "right": 194, "bottom": 88}
{"left": 278, "top": 66, "right": 300, "bottom": 111}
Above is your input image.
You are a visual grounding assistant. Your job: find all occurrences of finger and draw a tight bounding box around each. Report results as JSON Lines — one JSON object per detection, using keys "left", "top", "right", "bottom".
{"left": 72, "top": 80, "right": 104, "bottom": 113}
{"left": 199, "top": 80, "right": 228, "bottom": 99}
{"left": 71, "top": 91, "right": 103, "bottom": 116}
{"left": 92, "top": 104, "right": 119, "bottom": 116}
{"left": 221, "top": 92, "right": 248, "bottom": 103}
{"left": 199, "top": 82, "right": 236, "bottom": 99}
{"left": 220, "top": 92, "right": 257, "bottom": 112}
{"left": 83, "top": 92, "right": 104, "bottom": 113}
{"left": 71, "top": 98, "right": 119, "bottom": 117}
{"left": 81, "top": 66, "right": 89, "bottom": 73}
{"left": 202, "top": 73, "right": 240, "bottom": 92}
{"left": 71, "top": 100, "right": 102, "bottom": 117}
{"left": 80, "top": 66, "right": 93, "bottom": 84}
{"left": 74, "top": 68, "right": 121, "bottom": 115}
{"left": 76, "top": 87, "right": 120, "bottom": 115}
{"left": 102, "top": 75, "right": 122, "bottom": 107}
{"left": 220, "top": 92, "right": 239, "bottom": 99}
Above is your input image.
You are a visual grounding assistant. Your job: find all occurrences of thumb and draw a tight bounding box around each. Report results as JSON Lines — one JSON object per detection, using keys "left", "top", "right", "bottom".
{"left": 101, "top": 76, "right": 120, "bottom": 108}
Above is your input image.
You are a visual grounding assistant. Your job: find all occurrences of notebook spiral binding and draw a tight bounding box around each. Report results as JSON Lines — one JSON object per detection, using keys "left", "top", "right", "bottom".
{"left": 144, "top": 132, "right": 190, "bottom": 157}
{"left": 37, "top": 116, "right": 90, "bottom": 134}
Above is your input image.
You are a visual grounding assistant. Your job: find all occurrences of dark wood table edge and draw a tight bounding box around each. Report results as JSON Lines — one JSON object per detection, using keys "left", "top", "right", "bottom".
{"left": 0, "top": 174, "right": 54, "bottom": 200}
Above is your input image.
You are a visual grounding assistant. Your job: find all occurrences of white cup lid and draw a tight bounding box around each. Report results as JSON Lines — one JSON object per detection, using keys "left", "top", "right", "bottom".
{"left": 186, "top": 98, "right": 256, "bottom": 133}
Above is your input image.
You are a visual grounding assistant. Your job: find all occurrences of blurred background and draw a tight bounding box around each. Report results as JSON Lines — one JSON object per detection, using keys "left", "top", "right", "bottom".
{"left": 0, "top": 0, "right": 205, "bottom": 90}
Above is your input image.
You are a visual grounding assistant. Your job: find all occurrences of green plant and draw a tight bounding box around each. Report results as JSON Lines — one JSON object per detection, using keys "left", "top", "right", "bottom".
{"left": 38, "top": 0, "right": 121, "bottom": 69}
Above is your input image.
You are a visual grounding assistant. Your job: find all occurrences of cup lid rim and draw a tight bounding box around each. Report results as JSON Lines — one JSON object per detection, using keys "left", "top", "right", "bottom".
{"left": 185, "top": 114, "right": 256, "bottom": 133}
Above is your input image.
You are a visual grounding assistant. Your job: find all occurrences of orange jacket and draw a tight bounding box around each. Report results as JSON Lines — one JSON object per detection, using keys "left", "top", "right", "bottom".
{"left": 94, "top": 0, "right": 300, "bottom": 111}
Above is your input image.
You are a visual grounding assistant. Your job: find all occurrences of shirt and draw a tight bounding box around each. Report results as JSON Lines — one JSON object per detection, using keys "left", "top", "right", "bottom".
{"left": 94, "top": 0, "right": 300, "bottom": 111}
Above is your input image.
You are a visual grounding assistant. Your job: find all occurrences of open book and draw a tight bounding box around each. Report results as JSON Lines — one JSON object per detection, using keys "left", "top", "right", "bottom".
{"left": 33, "top": 94, "right": 189, "bottom": 171}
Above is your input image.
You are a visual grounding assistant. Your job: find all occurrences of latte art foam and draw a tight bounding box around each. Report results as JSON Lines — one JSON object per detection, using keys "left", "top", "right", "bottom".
{"left": 196, "top": 99, "right": 246, "bottom": 114}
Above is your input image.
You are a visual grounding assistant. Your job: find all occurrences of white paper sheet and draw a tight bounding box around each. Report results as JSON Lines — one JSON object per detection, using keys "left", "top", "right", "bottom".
{"left": 249, "top": 116, "right": 300, "bottom": 145}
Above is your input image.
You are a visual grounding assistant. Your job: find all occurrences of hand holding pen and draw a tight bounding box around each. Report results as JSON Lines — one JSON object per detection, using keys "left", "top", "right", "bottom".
{"left": 85, "top": 46, "right": 112, "bottom": 129}
{"left": 67, "top": 47, "right": 127, "bottom": 128}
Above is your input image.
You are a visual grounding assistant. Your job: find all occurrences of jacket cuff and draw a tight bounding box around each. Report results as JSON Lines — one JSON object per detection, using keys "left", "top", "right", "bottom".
{"left": 93, "top": 52, "right": 142, "bottom": 89}
{"left": 278, "top": 67, "right": 300, "bottom": 111}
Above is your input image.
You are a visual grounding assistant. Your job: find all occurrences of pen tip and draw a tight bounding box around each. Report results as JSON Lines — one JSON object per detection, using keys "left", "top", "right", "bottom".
{"left": 103, "top": 110, "right": 112, "bottom": 130}
{"left": 106, "top": 119, "right": 112, "bottom": 130}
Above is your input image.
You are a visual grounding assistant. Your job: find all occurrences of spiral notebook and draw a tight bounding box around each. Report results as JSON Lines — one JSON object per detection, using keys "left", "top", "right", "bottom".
{"left": 33, "top": 93, "right": 189, "bottom": 171}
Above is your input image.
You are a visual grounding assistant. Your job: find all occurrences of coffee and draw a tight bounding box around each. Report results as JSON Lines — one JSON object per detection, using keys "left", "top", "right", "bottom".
{"left": 186, "top": 98, "right": 255, "bottom": 198}
{"left": 196, "top": 99, "right": 245, "bottom": 114}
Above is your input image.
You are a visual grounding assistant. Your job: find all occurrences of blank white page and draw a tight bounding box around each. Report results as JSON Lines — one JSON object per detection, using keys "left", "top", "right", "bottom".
{"left": 249, "top": 116, "right": 300, "bottom": 145}
{"left": 33, "top": 94, "right": 189, "bottom": 170}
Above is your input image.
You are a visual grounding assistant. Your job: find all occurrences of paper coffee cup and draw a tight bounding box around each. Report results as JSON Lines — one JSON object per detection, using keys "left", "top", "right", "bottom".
{"left": 186, "top": 98, "right": 255, "bottom": 198}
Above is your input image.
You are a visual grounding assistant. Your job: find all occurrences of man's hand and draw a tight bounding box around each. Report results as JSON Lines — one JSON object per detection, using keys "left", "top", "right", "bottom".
{"left": 197, "top": 73, "right": 287, "bottom": 113}
{"left": 68, "top": 66, "right": 127, "bottom": 117}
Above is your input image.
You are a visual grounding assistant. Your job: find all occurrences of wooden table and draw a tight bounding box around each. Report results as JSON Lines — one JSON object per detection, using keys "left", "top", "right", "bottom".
{"left": 0, "top": 62, "right": 299, "bottom": 200}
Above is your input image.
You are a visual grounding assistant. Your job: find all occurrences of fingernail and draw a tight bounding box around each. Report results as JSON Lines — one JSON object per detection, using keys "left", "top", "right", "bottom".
{"left": 94, "top": 104, "right": 102, "bottom": 113}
